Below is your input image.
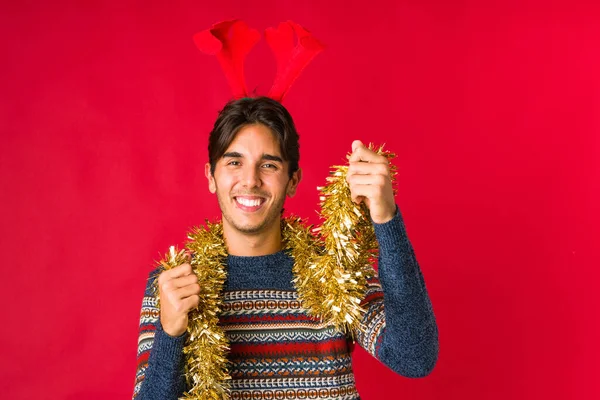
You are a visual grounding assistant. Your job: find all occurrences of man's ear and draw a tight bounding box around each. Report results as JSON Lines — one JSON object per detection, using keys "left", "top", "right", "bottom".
{"left": 286, "top": 168, "right": 302, "bottom": 197}
{"left": 205, "top": 163, "right": 216, "bottom": 194}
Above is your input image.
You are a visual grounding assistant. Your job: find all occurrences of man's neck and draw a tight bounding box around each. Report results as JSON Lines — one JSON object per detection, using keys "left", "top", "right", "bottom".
{"left": 223, "top": 221, "right": 282, "bottom": 256}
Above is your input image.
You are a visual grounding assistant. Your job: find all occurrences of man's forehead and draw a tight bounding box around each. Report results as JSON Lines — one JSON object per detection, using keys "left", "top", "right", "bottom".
{"left": 223, "top": 128, "right": 284, "bottom": 159}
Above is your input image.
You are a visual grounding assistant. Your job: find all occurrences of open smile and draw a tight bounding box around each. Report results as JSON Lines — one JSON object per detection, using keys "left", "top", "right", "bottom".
{"left": 234, "top": 196, "right": 267, "bottom": 212}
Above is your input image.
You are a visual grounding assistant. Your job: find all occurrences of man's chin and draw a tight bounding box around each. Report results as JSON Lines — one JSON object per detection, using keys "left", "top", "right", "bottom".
{"left": 224, "top": 214, "right": 263, "bottom": 231}
{"left": 227, "top": 212, "right": 283, "bottom": 235}
{"left": 230, "top": 221, "right": 269, "bottom": 235}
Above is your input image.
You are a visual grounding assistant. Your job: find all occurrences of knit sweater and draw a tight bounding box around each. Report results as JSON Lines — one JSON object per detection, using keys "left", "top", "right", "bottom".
{"left": 133, "top": 208, "right": 438, "bottom": 399}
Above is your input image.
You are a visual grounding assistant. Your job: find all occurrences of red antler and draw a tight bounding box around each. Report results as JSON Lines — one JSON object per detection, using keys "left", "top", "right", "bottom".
{"left": 266, "top": 21, "right": 325, "bottom": 102}
{"left": 193, "top": 20, "right": 260, "bottom": 99}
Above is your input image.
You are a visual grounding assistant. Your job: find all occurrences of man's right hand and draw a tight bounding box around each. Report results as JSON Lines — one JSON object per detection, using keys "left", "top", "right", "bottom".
{"left": 157, "top": 263, "right": 200, "bottom": 337}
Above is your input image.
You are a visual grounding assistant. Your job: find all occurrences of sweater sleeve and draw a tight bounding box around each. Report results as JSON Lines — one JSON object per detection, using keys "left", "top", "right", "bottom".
{"left": 354, "top": 206, "right": 439, "bottom": 378}
{"left": 133, "top": 268, "right": 188, "bottom": 399}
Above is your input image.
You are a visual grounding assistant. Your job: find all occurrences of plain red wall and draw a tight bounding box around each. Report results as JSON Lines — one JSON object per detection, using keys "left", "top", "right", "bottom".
{"left": 1, "top": 1, "right": 599, "bottom": 399}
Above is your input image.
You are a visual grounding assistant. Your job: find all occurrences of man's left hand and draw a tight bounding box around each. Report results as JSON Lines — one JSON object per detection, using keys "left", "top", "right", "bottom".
{"left": 346, "top": 140, "right": 396, "bottom": 224}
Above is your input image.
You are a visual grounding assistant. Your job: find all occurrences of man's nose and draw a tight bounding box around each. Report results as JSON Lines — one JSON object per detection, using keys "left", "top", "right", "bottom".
{"left": 241, "top": 165, "right": 261, "bottom": 188}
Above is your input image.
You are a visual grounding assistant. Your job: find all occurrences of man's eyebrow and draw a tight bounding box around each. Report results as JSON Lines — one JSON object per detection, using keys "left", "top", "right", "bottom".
{"left": 223, "top": 152, "right": 243, "bottom": 158}
{"left": 222, "top": 152, "right": 283, "bottom": 163}
{"left": 262, "top": 154, "right": 283, "bottom": 163}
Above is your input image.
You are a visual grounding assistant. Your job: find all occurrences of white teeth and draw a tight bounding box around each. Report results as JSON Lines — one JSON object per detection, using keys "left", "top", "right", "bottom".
{"left": 236, "top": 198, "right": 262, "bottom": 207}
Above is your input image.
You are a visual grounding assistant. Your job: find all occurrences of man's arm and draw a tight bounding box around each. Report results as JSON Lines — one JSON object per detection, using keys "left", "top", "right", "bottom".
{"left": 345, "top": 139, "right": 438, "bottom": 376}
{"left": 133, "top": 269, "right": 188, "bottom": 399}
{"left": 355, "top": 207, "right": 439, "bottom": 377}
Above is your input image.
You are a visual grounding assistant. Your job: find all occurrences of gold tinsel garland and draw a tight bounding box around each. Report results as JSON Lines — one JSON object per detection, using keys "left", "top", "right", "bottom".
{"left": 156, "top": 145, "right": 396, "bottom": 399}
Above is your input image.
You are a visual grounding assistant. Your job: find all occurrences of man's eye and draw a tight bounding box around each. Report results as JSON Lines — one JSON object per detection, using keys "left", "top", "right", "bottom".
{"left": 262, "top": 163, "right": 277, "bottom": 169}
{"left": 227, "top": 160, "right": 240, "bottom": 166}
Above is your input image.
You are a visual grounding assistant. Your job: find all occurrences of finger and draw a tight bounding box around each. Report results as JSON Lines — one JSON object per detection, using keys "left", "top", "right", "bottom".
{"left": 161, "top": 275, "right": 197, "bottom": 294}
{"left": 348, "top": 173, "right": 390, "bottom": 187}
{"left": 352, "top": 140, "right": 364, "bottom": 152}
{"left": 169, "top": 293, "right": 198, "bottom": 314}
{"left": 348, "top": 143, "right": 385, "bottom": 164}
{"left": 348, "top": 140, "right": 367, "bottom": 163}
{"left": 181, "top": 294, "right": 200, "bottom": 311}
{"left": 352, "top": 195, "right": 367, "bottom": 205}
{"left": 349, "top": 183, "right": 379, "bottom": 200}
{"left": 347, "top": 161, "right": 389, "bottom": 177}
{"left": 175, "top": 283, "right": 201, "bottom": 299}
{"left": 160, "top": 263, "right": 193, "bottom": 282}
{"left": 170, "top": 273, "right": 199, "bottom": 289}
{"left": 159, "top": 268, "right": 196, "bottom": 292}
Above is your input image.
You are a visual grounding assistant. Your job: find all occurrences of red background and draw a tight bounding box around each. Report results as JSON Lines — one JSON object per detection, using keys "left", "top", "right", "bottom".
{"left": 1, "top": 1, "right": 599, "bottom": 399}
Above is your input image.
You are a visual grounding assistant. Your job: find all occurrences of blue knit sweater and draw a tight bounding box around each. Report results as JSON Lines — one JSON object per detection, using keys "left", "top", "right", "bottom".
{"left": 133, "top": 208, "right": 438, "bottom": 399}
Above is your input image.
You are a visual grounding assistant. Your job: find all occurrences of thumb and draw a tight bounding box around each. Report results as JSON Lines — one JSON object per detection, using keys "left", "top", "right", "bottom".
{"left": 352, "top": 140, "right": 364, "bottom": 152}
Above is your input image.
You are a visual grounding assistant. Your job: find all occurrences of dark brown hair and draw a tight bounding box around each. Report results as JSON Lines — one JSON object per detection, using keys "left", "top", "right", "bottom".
{"left": 208, "top": 97, "right": 300, "bottom": 178}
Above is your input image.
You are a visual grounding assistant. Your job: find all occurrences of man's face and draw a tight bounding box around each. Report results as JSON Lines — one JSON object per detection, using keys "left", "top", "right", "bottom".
{"left": 205, "top": 123, "right": 301, "bottom": 236}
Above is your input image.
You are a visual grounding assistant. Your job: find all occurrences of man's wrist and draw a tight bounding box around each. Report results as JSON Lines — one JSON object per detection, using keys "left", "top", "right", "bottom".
{"left": 372, "top": 204, "right": 399, "bottom": 225}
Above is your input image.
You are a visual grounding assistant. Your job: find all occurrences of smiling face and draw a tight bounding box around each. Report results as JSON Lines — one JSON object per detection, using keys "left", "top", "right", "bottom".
{"left": 205, "top": 123, "right": 301, "bottom": 237}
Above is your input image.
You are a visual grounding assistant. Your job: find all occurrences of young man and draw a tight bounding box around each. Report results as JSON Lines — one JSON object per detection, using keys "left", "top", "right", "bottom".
{"left": 133, "top": 97, "right": 438, "bottom": 399}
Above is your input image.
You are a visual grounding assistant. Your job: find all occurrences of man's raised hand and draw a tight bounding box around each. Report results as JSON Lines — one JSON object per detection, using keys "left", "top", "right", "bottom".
{"left": 346, "top": 140, "right": 396, "bottom": 224}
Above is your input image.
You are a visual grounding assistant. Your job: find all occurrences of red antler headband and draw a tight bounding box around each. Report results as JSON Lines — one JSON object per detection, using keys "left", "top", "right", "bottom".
{"left": 193, "top": 19, "right": 325, "bottom": 102}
